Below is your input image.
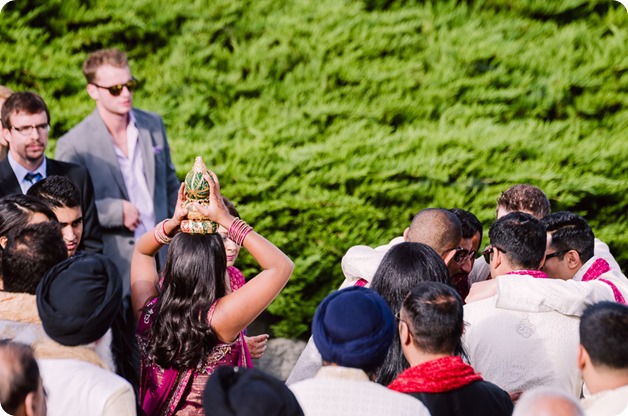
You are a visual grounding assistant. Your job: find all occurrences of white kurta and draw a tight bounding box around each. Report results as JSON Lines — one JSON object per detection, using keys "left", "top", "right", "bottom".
{"left": 581, "top": 385, "right": 628, "bottom": 416}
{"left": 495, "top": 257, "right": 623, "bottom": 317}
{"left": 463, "top": 279, "right": 582, "bottom": 398}
{"left": 39, "top": 359, "right": 136, "bottom": 416}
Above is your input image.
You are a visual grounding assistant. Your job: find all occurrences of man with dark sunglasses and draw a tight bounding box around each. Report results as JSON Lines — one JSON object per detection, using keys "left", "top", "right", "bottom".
{"left": 288, "top": 208, "right": 464, "bottom": 385}
{"left": 338, "top": 208, "right": 464, "bottom": 289}
{"left": 56, "top": 48, "right": 179, "bottom": 300}
{"left": 491, "top": 211, "right": 626, "bottom": 314}
{"left": 0, "top": 91, "right": 103, "bottom": 254}
{"left": 462, "top": 212, "right": 588, "bottom": 400}
{"left": 449, "top": 208, "right": 482, "bottom": 301}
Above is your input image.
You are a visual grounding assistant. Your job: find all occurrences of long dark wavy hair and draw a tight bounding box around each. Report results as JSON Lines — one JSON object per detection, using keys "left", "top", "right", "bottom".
{"left": 370, "top": 242, "right": 450, "bottom": 385}
{"left": 145, "top": 232, "right": 227, "bottom": 369}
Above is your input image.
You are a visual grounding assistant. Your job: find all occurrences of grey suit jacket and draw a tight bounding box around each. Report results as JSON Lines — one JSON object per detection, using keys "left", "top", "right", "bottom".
{"left": 56, "top": 108, "right": 180, "bottom": 295}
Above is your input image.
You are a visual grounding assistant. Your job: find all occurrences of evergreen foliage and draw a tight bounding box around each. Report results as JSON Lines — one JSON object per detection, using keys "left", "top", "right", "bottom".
{"left": 1, "top": 0, "right": 626, "bottom": 338}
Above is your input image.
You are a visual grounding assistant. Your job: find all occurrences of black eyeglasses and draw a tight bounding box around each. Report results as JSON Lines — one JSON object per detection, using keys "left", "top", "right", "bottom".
{"left": 545, "top": 249, "right": 570, "bottom": 260}
{"left": 11, "top": 123, "right": 50, "bottom": 137}
{"left": 482, "top": 245, "right": 507, "bottom": 264}
{"left": 91, "top": 78, "right": 139, "bottom": 96}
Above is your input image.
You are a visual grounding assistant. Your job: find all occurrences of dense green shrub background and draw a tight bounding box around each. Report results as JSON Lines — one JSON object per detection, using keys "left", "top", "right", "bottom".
{"left": 1, "top": 0, "right": 627, "bottom": 338}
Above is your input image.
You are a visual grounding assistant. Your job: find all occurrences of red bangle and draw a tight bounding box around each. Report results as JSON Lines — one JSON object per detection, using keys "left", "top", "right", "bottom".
{"left": 228, "top": 218, "right": 253, "bottom": 246}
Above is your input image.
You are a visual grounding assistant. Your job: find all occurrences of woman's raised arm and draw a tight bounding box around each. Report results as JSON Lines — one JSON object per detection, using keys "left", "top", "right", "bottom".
{"left": 195, "top": 171, "right": 294, "bottom": 342}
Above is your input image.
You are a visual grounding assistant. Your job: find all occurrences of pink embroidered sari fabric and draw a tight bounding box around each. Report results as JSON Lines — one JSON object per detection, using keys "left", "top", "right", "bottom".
{"left": 137, "top": 297, "right": 251, "bottom": 415}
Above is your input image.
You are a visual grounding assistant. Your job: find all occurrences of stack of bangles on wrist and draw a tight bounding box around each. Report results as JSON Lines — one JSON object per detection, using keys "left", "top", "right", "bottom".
{"left": 228, "top": 218, "right": 253, "bottom": 246}
{"left": 154, "top": 219, "right": 174, "bottom": 245}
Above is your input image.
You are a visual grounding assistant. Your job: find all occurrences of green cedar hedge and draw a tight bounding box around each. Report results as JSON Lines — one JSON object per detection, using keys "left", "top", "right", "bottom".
{"left": 1, "top": 0, "right": 627, "bottom": 338}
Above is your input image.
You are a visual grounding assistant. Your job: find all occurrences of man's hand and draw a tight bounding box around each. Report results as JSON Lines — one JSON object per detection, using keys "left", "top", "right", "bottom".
{"left": 122, "top": 200, "right": 141, "bottom": 231}
{"left": 466, "top": 279, "right": 498, "bottom": 303}
{"left": 245, "top": 334, "right": 269, "bottom": 359}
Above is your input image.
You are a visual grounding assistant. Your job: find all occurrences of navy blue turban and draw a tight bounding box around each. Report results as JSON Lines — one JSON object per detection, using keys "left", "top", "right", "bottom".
{"left": 36, "top": 252, "right": 122, "bottom": 346}
{"left": 312, "top": 286, "right": 395, "bottom": 373}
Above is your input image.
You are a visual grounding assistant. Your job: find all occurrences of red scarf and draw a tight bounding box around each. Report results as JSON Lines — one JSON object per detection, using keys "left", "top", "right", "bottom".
{"left": 388, "top": 356, "right": 483, "bottom": 394}
{"left": 581, "top": 258, "right": 626, "bottom": 304}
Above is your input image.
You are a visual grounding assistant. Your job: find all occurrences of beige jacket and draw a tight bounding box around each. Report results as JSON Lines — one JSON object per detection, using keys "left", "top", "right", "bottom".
{"left": 0, "top": 291, "right": 113, "bottom": 370}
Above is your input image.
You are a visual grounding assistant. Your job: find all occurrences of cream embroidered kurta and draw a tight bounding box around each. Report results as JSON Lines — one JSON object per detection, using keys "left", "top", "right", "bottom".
{"left": 290, "top": 366, "right": 430, "bottom": 416}
{"left": 463, "top": 279, "right": 581, "bottom": 397}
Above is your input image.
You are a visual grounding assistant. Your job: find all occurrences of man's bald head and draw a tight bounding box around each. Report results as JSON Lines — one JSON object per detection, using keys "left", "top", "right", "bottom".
{"left": 406, "top": 208, "right": 462, "bottom": 258}
{"left": 513, "top": 387, "right": 584, "bottom": 416}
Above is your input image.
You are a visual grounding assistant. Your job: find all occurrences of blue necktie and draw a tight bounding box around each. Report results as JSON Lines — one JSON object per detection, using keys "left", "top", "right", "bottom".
{"left": 24, "top": 172, "right": 43, "bottom": 184}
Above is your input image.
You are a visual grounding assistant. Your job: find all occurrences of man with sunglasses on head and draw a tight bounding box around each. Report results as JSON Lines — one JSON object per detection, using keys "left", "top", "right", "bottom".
{"left": 0, "top": 91, "right": 103, "bottom": 253}
{"left": 56, "top": 48, "right": 179, "bottom": 299}
{"left": 462, "top": 212, "right": 591, "bottom": 400}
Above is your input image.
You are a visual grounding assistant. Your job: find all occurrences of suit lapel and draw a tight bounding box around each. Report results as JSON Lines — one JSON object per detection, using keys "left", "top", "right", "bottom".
{"left": 0, "top": 158, "right": 22, "bottom": 195}
{"left": 135, "top": 110, "right": 155, "bottom": 198}
{"left": 91, "top": 110, "right": 130, "bottom": 200}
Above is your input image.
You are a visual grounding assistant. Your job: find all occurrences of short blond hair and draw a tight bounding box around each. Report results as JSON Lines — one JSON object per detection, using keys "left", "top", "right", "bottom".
{"left": 82, "top": 48, "right": 129, "bottom": 84}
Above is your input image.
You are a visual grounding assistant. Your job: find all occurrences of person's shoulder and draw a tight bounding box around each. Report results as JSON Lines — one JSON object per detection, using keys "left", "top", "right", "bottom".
{"left": 464, "top": 295, "right": 497, "bottom": 314}
{"left": 59, "top": 110, "right": 99, "bottom": 142}
{"left": 47, "top": 157, "right": 85, "bottom": 172}
{"left": 381, "top": 386, "right": 430, "bottom": 414}
{"left": 132, "top": 108, "right": 164, "bottom": 125}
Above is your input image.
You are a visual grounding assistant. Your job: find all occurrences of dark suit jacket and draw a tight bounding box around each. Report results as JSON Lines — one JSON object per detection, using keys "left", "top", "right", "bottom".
{"left": 0, "top": 157, "right": 104, "bottom": 253}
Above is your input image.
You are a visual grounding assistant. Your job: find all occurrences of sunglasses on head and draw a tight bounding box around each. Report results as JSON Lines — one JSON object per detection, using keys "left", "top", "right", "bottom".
{"left": 92, "top": 77, "right": 139, "bottom": 96}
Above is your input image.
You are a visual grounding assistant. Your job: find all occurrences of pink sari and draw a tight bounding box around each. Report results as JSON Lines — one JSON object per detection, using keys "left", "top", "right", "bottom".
{"left": 137, "top": 269, "right": 252, "bottom": 415}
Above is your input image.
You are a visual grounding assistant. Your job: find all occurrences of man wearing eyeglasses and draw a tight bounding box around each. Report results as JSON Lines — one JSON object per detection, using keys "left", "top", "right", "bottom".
{"left": 0, "top": 91, "right": 103, "bottom": 254}
{"left": 462, "top": 212, "right": 590, "bottom": 399}
{"left": 489, "top": 211, "right": 626, "bottom": 315}
{"left": 56, "top": 48, "right": 179, "bottom": 298}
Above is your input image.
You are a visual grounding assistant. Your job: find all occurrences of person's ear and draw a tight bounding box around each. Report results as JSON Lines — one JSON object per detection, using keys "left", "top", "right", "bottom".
{"left": 567, "top": 250, "right": 581, "bottom": 270}
{"left": 24, "top": 391, "right": 36, "bottom": 416}
{"left": 403, "top": 227, "right": 410, "bottom": 242}
{"left": 86, "top": 83, "right": 99, "bottom": 101}
{"left": 577, "top": 344, "right": 589, "bottom": 371}
{"left": 493, "top": 248, "right": 503, "bottom": 269}
{"left": 2, "top": 127, "right": 12, "bottom": 146}
{"left": 399, "top": 320, "right": 412, "bottom": 347}
{"left": 0, "top": 235, "right": 8, "bottom": 249}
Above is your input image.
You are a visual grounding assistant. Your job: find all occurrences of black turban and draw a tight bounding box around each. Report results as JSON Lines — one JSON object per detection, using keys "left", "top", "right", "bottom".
{"left": 203, "top": 366, "right": 304, "bottom": 416}
{"left": 36, "top": 252, "right": 122, "bottom": 346}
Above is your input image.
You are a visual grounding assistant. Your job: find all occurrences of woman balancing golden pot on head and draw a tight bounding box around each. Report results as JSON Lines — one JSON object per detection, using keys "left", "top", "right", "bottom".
{"left": 130, "top": 159, "right": 294, "bottom": 415}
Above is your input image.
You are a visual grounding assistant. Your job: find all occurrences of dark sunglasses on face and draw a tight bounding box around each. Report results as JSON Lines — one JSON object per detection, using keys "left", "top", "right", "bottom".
{"left": 453, "top": 248, "right": 476, "bottom": 264}
{"left": 545, "top": 249, "right": 571, "bottom": 260}
{"left": 482, "top": 245, "right": 507, "bottom": 264}
{"left": 92, "top": 77, "right": 139, "bottom": 96}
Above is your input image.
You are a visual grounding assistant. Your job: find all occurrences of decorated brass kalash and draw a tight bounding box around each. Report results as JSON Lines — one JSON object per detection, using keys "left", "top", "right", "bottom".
{"left": 180, "top": 156, "right": 219, "bottom": 234}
